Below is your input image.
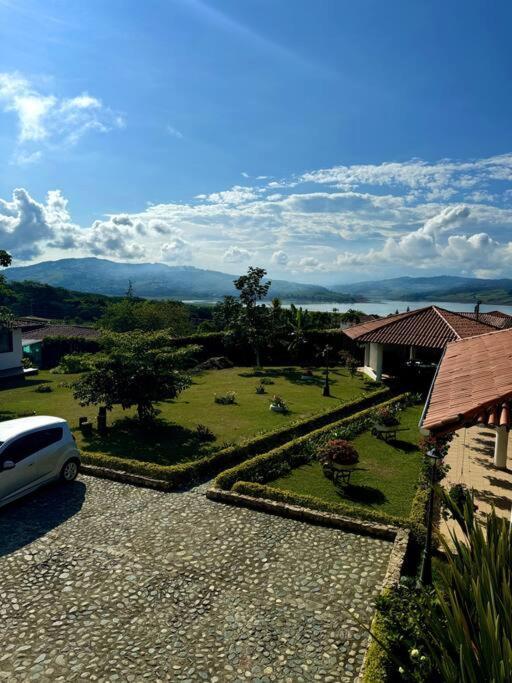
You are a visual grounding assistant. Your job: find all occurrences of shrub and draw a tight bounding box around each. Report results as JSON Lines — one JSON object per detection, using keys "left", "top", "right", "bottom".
{"left": 196, "top": 423, "right": 215, "bottom": 442}
{"left": 375, "top": 405, "right": 399, "bottom": 426}
{"left": 317, "top": 439, "right": 359, "bottom": 467}
{"left": 34, "top": 384, "right": 53, "bottom": 393}
{"left": 51, "top": 353, "right": 96, "bottom": 374}
{"left": 214, "top": 391, "right": 237, "bottom": 404}
{"left": 260, "top": 377, "right": 274, "bottom": 385}
{"left": 255, "top": 383, "right": 266, "bottom": 394}
{"left": 270, "top": 395, "right": 288, "bottom": 411}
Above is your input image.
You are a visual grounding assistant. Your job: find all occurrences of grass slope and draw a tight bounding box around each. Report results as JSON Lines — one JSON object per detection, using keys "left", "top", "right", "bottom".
{"left": 269, "top": 404, "right": 423, "bottom": 517}
{"left": 0, "top": 366, "right": 370, "bottom": 466}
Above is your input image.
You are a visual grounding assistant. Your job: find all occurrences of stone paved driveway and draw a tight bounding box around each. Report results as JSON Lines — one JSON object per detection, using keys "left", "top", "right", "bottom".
{"left": 0, "top": 476, "right": 391, "bottom": 682}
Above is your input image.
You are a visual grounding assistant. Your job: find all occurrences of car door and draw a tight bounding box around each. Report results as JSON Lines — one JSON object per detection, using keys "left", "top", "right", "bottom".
{"left": 34, "top": 427, "right": 65, "bottom": 479}
{"left": 0, "top": 432, "right": 47, "bottom": 501}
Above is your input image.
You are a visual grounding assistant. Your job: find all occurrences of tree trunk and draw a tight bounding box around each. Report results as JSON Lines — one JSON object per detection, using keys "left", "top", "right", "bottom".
{"left": 255, "top": 346, "right": 261, "bottom": 368}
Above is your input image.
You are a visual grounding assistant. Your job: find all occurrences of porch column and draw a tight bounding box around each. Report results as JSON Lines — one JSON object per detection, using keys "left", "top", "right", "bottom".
{"left": 369, "top": 342, "right": 384, "bottom": 382}
{"left": 364, "top": 343, "right": 370, "bottom": 367}
{"left": 494, "top": 426, "right": 508, "bottom": 470}
{"left": 409, "top": 346, "right": 416, "bottom": 360}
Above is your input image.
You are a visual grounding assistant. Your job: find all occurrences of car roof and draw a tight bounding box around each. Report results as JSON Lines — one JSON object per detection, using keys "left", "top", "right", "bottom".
{"left": 0, "top": 416, "right": 68, "bottom": 442}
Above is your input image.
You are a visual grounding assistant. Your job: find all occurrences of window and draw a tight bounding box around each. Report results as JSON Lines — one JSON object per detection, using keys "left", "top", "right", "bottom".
{"left": 0, "top": 329, "right": 13, "bottom": 354}
{"left": 0, "top": 428, "right": 63, "bottom": 464}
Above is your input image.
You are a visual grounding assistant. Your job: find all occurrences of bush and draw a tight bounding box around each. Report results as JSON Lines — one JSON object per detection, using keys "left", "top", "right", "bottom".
{"left": 317, "top": 439, "right": 359, "bottom": 467}
{"left": 51, "top": 353, "right": 96, "bottom": 374}
{"left": 255, "top": 384, "right": 266, "bottom": 394}
{"left": 34, "top": 384, "right": 53, "bottom": 393}
{"left": 260, "top": 377, "right": 274, "bottom": 385}
{"left": 214, "top": 391, "right": 237, "bottom": 405}
{"left": 375, "top": 406, "right": 399, "bottom": 427}
{"left": 269, "top": 395, "right": 288, "bottom": 412}
{"left": 196, "top": 423, "right": 215, "bottom": 442}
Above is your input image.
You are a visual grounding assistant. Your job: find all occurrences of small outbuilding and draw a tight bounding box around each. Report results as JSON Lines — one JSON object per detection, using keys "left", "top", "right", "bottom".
{"left": 0, "top": 321, "right": 24, "bottom": 378}
{"left": 342, "top": 305, "right": 497, "bottom": 382}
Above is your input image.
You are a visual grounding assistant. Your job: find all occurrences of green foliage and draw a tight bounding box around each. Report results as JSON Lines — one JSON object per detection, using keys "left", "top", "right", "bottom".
{"left": 269, "top": 394, "right": 288, "bottom": 411}
{"left": 255, "top": 383, "right": 266, "bottom": 394}
{"left": 51, "top": 353, "right": 96, "bottom": 374}
{"left": 34, "top": 384, "right": 53, "bottom": 393}
{"left": 73, "top": 330, "right": 198, "bottom": 423}
{"left": 260, "top": 377, "right": 274, "bottom": 385}
{"left": 214, "top": 391, "right": 237, "bottom": 405}
{"left": 195, "top": 423, "right": 215, "bottom": 442}
{"left": 99, "top": 298, "right": 192, "bottom": 334}
{"left": 81, "top": 387, "right": 390, "bottom": 489}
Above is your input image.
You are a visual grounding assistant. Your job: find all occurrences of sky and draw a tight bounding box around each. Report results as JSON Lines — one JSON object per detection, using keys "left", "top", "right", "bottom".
{"left": 1, "top": 0, "right": 512, "bottom": 284}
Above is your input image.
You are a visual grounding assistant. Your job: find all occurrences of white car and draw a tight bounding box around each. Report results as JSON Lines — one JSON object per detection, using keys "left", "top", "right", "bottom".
{"left": 0, "top": 416, "right": 81, "bottom": 508}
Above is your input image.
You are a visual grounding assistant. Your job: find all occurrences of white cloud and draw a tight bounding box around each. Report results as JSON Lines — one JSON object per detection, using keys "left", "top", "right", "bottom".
{"left": 166, "top": 125, "right": 183, "bottom": 139}
{"left": 271, "top": 250, "right": 289, "bottom": 266}
{"left": 223, "top": 246, "right": 252, "bottom": 263}
{"left": 0, "top": 72, "right": 124, "bottom": 163}
{"left": 161, "top": 238, "right": 191, "bottom": 263}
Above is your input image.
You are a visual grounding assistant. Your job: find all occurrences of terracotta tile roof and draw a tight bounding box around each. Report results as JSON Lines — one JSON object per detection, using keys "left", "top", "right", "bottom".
{"left": 22, "top": 325, "right": 100, "bottom": 342}
{"left": 342, "top": 306, "right": 495, "bottom": 349}
{"left": 458, "top": 311, "right": 512, "bottom": 329}
{"left": 422, "top": 327, "right": 512, "bottom": 433}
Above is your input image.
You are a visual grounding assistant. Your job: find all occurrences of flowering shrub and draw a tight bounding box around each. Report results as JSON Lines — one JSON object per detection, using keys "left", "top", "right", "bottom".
{"left": 317, "top": 439, "right": 359, "bottom": 468}
{"left": 376, "top": 405, "right": 400, "bottom": 426}
{"left": 270, "top": 395, "right": 288, "bottom": 411}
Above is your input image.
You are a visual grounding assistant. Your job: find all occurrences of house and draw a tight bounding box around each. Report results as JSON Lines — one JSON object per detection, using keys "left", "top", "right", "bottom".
{"left": 21, "top": 324, "right": 101, "bottom": 367}
{"left": 342, "top": 305, "right": 497, "bottom": 382}
{"left": 0, "top": 322, "right": 24, "bottom": 378}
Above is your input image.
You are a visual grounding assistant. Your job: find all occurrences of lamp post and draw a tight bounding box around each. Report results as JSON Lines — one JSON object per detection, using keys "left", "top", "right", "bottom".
{"left": 322, "top": 344, "right": 333, "bottom": 397}
{"left": 418, "top": 447, "right": 443, "bottom": 586}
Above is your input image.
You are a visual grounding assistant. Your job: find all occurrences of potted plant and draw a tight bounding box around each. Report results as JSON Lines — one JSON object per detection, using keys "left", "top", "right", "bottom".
{"left": 375, "top": 406, "right": 399, "bottom": 427}
{"left": 317, "top": 439, "right": 359, "bottom": 481}
{"left": 269, "top": 395, "right": 288, "bottom": 413}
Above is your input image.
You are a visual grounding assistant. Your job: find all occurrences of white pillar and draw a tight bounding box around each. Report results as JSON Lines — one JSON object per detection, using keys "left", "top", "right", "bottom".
{"left": 369, "top": 342, "right": 384, "bottom": 382}
{"left": 494, "top": 426, "right": 508, "bottom": 469}
{"left": 409, "top": 346, "right": 416, "bottom": 360}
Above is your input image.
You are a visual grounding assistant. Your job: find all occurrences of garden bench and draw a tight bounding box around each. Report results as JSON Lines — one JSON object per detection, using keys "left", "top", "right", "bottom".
{"left": 371, "top": 423, "right": 409, "bottom": 442}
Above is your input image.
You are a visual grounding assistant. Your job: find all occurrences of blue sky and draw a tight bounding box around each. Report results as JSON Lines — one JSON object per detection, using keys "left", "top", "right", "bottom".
{"left": 1, "top": 0, "right": 512, "bottom": 283}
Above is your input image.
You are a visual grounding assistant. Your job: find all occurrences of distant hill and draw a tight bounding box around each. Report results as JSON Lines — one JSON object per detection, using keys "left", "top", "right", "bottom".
{"left": 332, "top": 275, "right": 512, "bottom": 305}
{"left": 4, "top": 257, "right": 359, "bottom": 303}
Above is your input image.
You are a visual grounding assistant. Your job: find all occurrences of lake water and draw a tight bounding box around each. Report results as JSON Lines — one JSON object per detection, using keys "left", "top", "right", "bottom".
{"left": 185, "top": 299, "right": 512, "bottom": 316}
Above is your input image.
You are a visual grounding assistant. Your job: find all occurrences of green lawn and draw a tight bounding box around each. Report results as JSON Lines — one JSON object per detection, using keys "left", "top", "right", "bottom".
{"left": 0, "top": 366, "right": 371, "bottom": 466}
{"left": 269, "top": 404, "right": 424, "bottom": 518}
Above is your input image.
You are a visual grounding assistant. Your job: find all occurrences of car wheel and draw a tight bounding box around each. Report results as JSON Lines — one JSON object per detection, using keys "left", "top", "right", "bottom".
{"left": 60, "top": 459, "right": 79, "bottom": 482}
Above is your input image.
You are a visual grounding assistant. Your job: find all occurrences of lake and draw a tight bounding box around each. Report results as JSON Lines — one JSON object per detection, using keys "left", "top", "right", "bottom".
{"left": 185, "top": 299, "right": 512, "bottom": 316}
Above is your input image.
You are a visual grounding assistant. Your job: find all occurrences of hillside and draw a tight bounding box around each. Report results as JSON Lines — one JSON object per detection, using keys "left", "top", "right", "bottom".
{"left": 5, "top": 258, "right": 359, "bottom": 303}
{"left": 333, "top": 275, "right": 512, "bottom": 304}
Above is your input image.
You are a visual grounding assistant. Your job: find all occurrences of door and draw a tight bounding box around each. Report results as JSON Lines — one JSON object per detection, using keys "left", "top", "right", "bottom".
{"left": 0, "top": 432, "right": 51, "bottom": 501}
{"left": 33, "top": 427, "right": 65, "bottom": 478}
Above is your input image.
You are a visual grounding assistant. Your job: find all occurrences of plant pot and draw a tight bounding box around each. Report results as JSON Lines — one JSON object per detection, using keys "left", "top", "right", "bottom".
{"left": 270, "top": 404, "right": 286, "bottom": 413}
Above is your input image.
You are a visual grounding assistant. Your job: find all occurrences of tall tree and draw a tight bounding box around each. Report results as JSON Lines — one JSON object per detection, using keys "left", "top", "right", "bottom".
{"left": 233, "top": 267, "right": 271, "bottom": 366}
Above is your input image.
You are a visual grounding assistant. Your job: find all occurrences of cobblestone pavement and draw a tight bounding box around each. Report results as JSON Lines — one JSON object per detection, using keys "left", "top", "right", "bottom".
{"left": 0, "top": 476, "right": 392, "bottom": 682}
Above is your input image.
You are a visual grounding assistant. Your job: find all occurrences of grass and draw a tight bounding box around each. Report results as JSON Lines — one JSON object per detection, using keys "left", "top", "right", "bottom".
{"left": 268, "top": 404, "right": 423, "bottom": 518}
{"left": 0, "top": 365, "right": 371, "bottom": 466}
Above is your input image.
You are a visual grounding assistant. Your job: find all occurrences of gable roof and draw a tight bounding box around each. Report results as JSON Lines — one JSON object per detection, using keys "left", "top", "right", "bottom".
{"left": 22, "top": 325, "right": 100, "bottom": 343}
{"left": 342, "top": 305, "right": 495, "bottom": 349}
{"left": 422, "top": 327, "right": 512, "bottom": 433}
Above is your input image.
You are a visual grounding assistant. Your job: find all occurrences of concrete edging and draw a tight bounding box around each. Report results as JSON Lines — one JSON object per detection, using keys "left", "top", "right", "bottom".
{"left": 80, "top": 463, "right": 171, "bottom": 491}
{"left": 206, "top": 487, "right": 399, "bottom": 540}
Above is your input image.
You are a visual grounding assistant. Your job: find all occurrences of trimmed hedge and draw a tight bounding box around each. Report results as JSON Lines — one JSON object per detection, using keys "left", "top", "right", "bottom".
{"left": 41, "top": 336, "right": 101, "bottom": 369}
{"left": 361, "top": 610, "right": 392, "bottom": 683}
{"left": 81, "top": 386, "right": 390, "bottom": 489}
{"left": 213, "top": 393, "right": 430, "bottom": 536}
{"left": 232, "top": 481, "right": 406, "bottom": 529}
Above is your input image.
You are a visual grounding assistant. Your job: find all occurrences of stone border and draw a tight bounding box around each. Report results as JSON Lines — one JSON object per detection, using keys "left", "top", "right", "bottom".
{"left": 80, "top": 463, "right": 171, "bottom": 491}
{"left": 207, "top": 487, "right": 399, "bottom": 540}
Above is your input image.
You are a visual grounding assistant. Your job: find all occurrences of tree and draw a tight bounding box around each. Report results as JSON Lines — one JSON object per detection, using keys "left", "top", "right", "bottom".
{"left": 73, "top": 330, "right": 199, "bottom": 423}
{"left": 99, "top": 299, "right": 191, "bottom": 334}
{"left": 0, "top": 250, "right": 11, "bottom": 268}
{"left": 0, "top": 250, "right": 14, "bottom": 323}
{"left": 287, "top": 304, "right": 308, "bottom": 362}
{"left": 232, "top": 267, "right": 271, "bottom": 366}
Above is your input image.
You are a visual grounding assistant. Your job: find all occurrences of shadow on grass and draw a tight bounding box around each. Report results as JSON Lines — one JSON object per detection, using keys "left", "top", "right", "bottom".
{"left": 337, "top": 483, "right": 387, "bottom": 506}
{"left": 387, "top": 439, "right": 418, "bottom": 453}
{"left": 237, "top": 367, "right": 343, "bottom": 388}
{"left": 80, "top": 417, "right": 216, "bottom": 466}
{"left": 0, "top": 376, "right": 51, "bottom": 391}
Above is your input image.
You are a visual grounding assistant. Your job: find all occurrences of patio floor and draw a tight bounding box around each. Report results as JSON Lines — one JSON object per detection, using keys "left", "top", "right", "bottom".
{"left": 441, "top": 426, "right": 512, "bottom": 540}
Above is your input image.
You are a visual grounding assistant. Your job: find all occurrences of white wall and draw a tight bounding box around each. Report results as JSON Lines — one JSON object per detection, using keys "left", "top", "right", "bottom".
{"left": 0, "top": 328, "right": 23, "bottom": 373}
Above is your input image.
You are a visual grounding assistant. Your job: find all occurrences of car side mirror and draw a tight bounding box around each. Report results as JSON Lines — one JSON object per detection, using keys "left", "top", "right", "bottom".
{"left": 2, "top": 460, "right": 15, "bottom": 471}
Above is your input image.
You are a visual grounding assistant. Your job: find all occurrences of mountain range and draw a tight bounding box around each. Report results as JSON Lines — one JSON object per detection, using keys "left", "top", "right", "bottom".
{"left": 4, "top": 258, "right": 359, "bottom": 303}
{"left": 333, "top": 275, "right": 512, "bottom": 304}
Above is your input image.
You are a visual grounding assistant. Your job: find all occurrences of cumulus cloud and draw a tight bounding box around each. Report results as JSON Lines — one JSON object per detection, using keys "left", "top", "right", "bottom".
{"left": 0, "top": 72, "right": 124, "bottom": 163}
{"left": 223, "top": 246, "right": 252, "bottom": 263}
{"left": 4, "top": 151, "right": 512, "bottom": 278}
{"left": 271, "top": 250, "right": 289, "bottom": 266}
